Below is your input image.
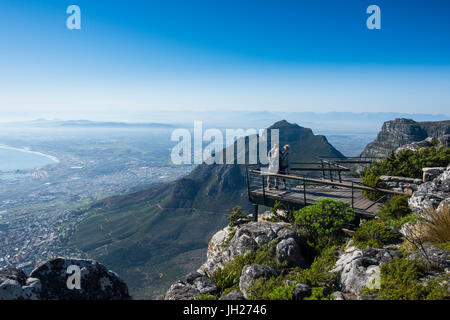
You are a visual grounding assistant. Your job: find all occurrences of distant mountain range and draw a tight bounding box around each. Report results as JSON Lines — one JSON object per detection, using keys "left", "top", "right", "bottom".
{"left": 1, "top": 119, "right": 176, "bottom": 128}
{"left": 66, "top": 120, "right": 344, "bottom": 299}
{"left": 2, "top": 112, "right": 448, "bottom": 133}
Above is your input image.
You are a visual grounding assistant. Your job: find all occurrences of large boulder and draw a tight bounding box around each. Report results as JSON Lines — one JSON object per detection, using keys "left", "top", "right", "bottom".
{"left": 199, "top": 221, "right": 308, "bottom": 276}
{"left": 276, "top": 238, "right": 305, "bottom": 267}
{"left": 292, "top": 283, "right": 312, "bottom": 300}
{"left": 165, "top": 271, "right": 218, "bottom": 300}
{"left": 29, "top": 258, "right": 129, "bottom": 300}
{"left": 219, "top": 290, "right": 245, "bottom": 300}
{"left": 239, "top": 265, "right": 277, "bottom": 298}
{"left": 332, "top": 245, "right": 402, "bottom": 296}
{"left": 409, "top": 166, "right": 450, "bottom": 218}
{"left": 0, "top": 268, "right": 41, "bottom": 300}
{"left": 1, "top": 258, "right": 128, "bottom": 300}
{"left": 409, "top": 246, "right": 450, "bottom": 272}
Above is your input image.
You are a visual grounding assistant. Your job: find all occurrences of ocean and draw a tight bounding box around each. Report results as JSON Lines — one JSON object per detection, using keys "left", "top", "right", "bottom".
{"left": 0, "top": 146, "right": 58, "bottom": 172}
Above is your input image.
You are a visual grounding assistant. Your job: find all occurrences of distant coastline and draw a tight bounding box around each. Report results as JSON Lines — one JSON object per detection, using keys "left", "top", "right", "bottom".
{"left": 0, "top": 145, "right": 60, "bottom": 164}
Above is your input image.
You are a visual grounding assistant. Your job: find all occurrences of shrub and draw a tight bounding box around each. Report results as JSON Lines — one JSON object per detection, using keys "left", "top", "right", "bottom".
{"left": 227, "top": 206, "right": 250, "bottom": 227}
{"left": 375, "top": 257, "right": 449, "bottom": 300}
{"left": 303, "top": 287, "right": 333, "bottom": 300}
{"left": 422, "top": 203, "right": 450, "bottom": 245}
{"left": 287, "top": 246, "right": 338, "bottom": 290}
{"left": 213, "top": 243, "right": 279, "bottom": 292}
{"left": 362, "top": 146, "right": 449, "bottom": 200}
{"left": 213, "top": 253, "right": 255, "bottom": 291}
{"left": 246, "top": 277, "right": 294, "bottom": 300}
{"left": 352, "top": 220, "right": 401, "bottom": 249}
{"left": 362, "top": 171, "right": 386, "bottom": 201}
{"left": 293, "top": 199, "right": 355, "bottom": 248}
{"left": 377, "top": 195, "right": 411, "bottom": 221}
{"left": 367, "top": 147, "right": 449, "bottom": 179}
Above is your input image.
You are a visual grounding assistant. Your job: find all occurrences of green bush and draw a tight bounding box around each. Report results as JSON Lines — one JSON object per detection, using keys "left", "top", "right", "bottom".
{"left": 377, "top": 195, "right": 411, "bottom": 220}
{"left": 362, "top": 146, "right": 449, "bottom": 200}
{"left": 374, "top": 257, "right": 449, "bottom": 300}
{"left": 303, "top": 287, "right": 333, "bottom": 300}
{"left": 364, "top": 146, "right": 449, "bottom": 181}
{"left": 227, "top": 206, "right": 250, "bottom": 227}
{"left": 362, "top": 171, "right": 386, "bottom": 201}
{"left": 293, "top": 199, "right": 355, "bottom": 249}
{"left": 267, "top": 285, "right": 295, "bottom": 300}
{"left": 213, "top": 243, "right": 279, "bottom": 292}
{"left": 246, "top": 277, "right": 294, "bottom": 300}
{"left": 287, "top": 246, "right": 338, "bottom": 289}
{"left": 352, "top": 220, "right": 400, "bottom": 249}
{"left": 213, "top": 253, "right": 255, "bottom": 291}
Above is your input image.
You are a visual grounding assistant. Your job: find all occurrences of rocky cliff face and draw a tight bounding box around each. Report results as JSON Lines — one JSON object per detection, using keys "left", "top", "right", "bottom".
{"left": 0, "top": 258, "right": 129, "bottom": 300}
{"left": 361, "top": 118, "right": 450, "bottom": 158}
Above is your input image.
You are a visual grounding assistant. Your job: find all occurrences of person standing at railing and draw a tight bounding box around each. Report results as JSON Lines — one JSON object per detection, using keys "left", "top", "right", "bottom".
{"left": 266, "top": 143, "right": 279, "bottom": 190}
{"left": 278, "top": 144, "right": 290, "bottom": 190}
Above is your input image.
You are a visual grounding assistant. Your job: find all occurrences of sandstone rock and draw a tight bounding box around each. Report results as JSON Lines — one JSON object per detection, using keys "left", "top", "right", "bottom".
{"left": 239, "top": 265, "right": 277, "bottom": 298}
{"left": 219, "top": 290, "right": 245, "bottom": 300}
{"left": 409, "top": 246, "right": 450, "bottom": 272}
{"left": 292, "top": 283, "right": 312, "bottom": 300}
{"left": 199, "top": 221, "right": 307, "bottom": 277}
{"left": 29, "top": 258, "right": 129, "bottom": 300}
{"left": 332, "top": 291, "right": 345, "bottom": 300}
{"left": 165, "top": 271, "right": 217, "bottom": 300}
{"left": 409, "top": 166, "right": 450, "bottom": 217}
{"left": 332, "top": 246, "right": 402, "bottom": 296}
{"left": 361, "top": 118, "right": 450, "bottom": 158}
{"left": 423, "top": 167, "right": 446, "bottom": 182}
{"left": 276, "top": 238, "right": 306, "bottom": 268}
{"left": 165, "top": 282, "right": 201, "bottom": 300}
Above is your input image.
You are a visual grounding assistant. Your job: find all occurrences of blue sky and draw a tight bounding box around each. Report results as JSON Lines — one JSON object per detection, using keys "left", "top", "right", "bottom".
{"left": 0, "top": 0, "right": 449, "bottom": 121}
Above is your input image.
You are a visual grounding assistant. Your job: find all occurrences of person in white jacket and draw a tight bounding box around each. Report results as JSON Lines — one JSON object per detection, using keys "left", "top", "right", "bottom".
{"left": 266, "top": 143, "right": 279, "bottom": 189}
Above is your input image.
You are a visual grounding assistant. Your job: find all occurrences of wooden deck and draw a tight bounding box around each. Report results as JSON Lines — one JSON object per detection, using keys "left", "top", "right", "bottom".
{"left": 249, "top": 185, "right": 380, "bottom": 219}
{"left": 245, "top": 167, "right": 410, "bottom": 219}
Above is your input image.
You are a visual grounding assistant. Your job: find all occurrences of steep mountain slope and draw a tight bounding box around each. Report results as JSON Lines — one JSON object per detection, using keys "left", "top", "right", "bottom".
{"left": 361, "top": 118, "right": 450, "bottom": 158}
{"left": 67, "top": 120, "right": 344, "bottom": 299}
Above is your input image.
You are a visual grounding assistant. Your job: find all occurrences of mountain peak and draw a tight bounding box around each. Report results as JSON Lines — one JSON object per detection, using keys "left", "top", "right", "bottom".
{"left": 268, "top": 120, "right": 301, "bottom": 130}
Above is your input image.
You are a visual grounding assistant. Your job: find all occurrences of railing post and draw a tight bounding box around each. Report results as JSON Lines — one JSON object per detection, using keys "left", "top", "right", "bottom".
{"left": 245, "top": 165, "right": 251, "bottom": 201}
{"left": 351, "top": 181, "right": 354, "bottom": 209}
{"left": 321, "top": 160, "right": 325, "bottom": 179}
{"left": 303, "top": 178, "right": 306, "bottom": 205}
{"left": 262, "top": 173, "right": 266, "bottom": 205}
{"left": 338, "top": 168, "right": 342, "bottom": 183}
{"left": 253, "top": 204, "right": 258, "bottom": 222}
{"left": 329, "top": 162, "right": 333, "bottom": 182}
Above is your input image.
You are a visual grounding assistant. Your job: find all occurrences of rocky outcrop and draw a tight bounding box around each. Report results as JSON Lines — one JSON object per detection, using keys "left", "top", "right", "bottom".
{"left": 0, "top": 268, "right": 41, "bottom": 300}
{"left": 219, "top": 290, "right": 245, "bottom": 300}
{"left": 239, "top": 265, "right": 277, "bottom": 298}
{"left": 292, "top": 283, "right": 312, "bottom": 300}
{"left": 199, "top": 221, "right": 308, "bottom": 277}
{"left": 409, "top": 246, "right": 450, "bottom": 272}
{"left": 408, "top": 166, "right": 450, "bottom": 217}
{"left": 165, "top": 271, "right": 218, "bottom": 300}
{"left": 164, "top": 221, "right": 309, "bottom": 300}
{"left": 332, "top": 245, "right": 402, "bottom": 297}
{"left": 379, "top": 175, "right": 423, "bottom": 194}
{"left": 0, "top": 258, "right": 129, "bottom": 300}
{"left": 361, "top": 119, "right": 450, "bottom": 158}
